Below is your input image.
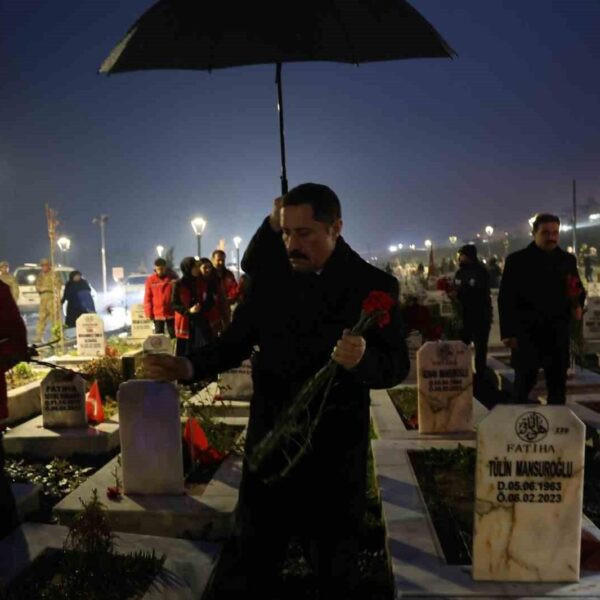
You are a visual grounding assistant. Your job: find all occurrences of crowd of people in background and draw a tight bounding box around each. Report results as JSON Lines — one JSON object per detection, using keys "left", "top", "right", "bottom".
{"left": 144, "top": 251, "right": 242, "bottom": 358}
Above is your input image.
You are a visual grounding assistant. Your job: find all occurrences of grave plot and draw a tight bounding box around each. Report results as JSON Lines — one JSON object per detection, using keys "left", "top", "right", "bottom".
{"left": 2, "top": 362, "right": 47, "bottom": 427}
{"left": 54, "top": 380, "right": 248, "bottom": 540}
{"left": 375, "top": 405, "right": 600, "bottom": 597}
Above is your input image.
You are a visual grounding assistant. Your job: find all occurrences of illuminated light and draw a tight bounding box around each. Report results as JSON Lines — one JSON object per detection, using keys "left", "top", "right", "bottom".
{"left": 485, "top": 225, "right": 494, "bottom": 237}
{"left": 590, "top": 214, "right": 600, "bottom": 221}
{"left": 388, "top": 245, "right": 397, "bottom": 253}
{"left": 424, "top": 240, "right": 432, "bottom": 248}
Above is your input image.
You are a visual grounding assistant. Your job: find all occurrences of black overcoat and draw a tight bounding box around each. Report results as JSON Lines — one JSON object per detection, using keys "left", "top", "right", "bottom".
{"left": 188, "top": 219, "right": 409, "bottom": 536}
{"left": 498, "top": 242, "right": 584, "bottom": 345}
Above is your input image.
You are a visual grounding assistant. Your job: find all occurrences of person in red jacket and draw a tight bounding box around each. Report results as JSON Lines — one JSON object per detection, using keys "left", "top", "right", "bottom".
{"left": 0, "top": 280, "right": 28, "bottom": 537}
{"left": 144, "top": 258, "right": 177, "bottom": 338}
{"left": 211, "top": 250, "right": 239, "bottom": 324}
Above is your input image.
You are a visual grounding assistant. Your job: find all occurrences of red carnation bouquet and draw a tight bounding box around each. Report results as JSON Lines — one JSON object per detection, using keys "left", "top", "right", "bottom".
{"left": 566, "top": 274, "right": 583, "bottom": 306}
{"left": 247, "top": 290, "right": 396, "bottom": 483}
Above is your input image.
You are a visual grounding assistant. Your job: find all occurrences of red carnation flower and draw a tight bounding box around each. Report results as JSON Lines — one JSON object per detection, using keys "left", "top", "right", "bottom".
{"left": 362, "top": 291, "right": 396, "bottom": 328}
{"left": 106, "top": 486, "right": 121, "bottom": 501}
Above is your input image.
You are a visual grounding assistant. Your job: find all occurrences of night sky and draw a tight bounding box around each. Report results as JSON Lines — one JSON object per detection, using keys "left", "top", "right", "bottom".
{"left": 1, "top": 0, "right": 599, "bottom": 286}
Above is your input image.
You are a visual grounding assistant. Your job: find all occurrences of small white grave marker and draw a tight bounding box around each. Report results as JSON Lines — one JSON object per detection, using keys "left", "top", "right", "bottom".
{"left": 417, "top": 340, "right": 472, "bottom": 433}
{"left": 130, "top": 304, "right": 154, "bottom": 339}
{"left": 142, "top": 334, "right": 173, "bottom": 355}
{"left": 584, "top": 297, "right": 600, "bottom": 340}
{"left": 76, "top": 313, "right": 105, "bottom": 357}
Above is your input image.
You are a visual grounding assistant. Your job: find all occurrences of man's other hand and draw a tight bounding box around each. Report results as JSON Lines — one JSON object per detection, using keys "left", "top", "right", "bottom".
{"left": 269, "top": 196, "right": 284, "bottom": 232}
{"left": 332, "top": 329, "right": 366, "bottom": 370}
{"left": 143, "top": 355, "right": 191, "bottom": 381}
{"left": 502, "top": 337, "right": 518, "bottom": 349}
{"left": 574, "top": 306, "right": 583, "bottom": 321}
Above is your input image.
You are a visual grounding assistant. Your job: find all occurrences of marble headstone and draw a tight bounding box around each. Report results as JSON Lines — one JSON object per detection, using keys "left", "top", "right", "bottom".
{"left": 41, "top": 370, "right": 87, "bottom": 428}
{"left": 587, "top": 282, "right": 600, "bottom": 297}
{"left": 405, "top": 331, "right": 423, "bottom": 384}
{"left": 473, "top": 405, "right": 584, "bottom": 582}
{"left": 489, "top": 290, "right": 502, "bottom": 346}
{"left": 584, "top": 297, "right": 600, "bottom": 340}
{"left": 130, "top": 304, "right": 154, "bottom": 339}
{"left": 417, "top": 340, "right": 472, "bottom": 433}
{"left": 76, "top": 313, "right": 105, "bottom": 357}
{"left": 142, "top": 334, "right": 173, "bottom": 355}
{"left": 118, "top": 380, "right": 184, "bottom": 495}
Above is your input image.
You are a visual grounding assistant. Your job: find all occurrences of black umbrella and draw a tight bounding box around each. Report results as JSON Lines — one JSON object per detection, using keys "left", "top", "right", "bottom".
{"left": 99, "top": 0, "right": 456, "bottom": 194}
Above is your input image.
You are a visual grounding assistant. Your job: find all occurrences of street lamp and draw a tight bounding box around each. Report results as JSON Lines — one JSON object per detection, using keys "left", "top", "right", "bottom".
{"left": 484, "top": 226, "right": 494, "bottom": 257}
{"left": 397, "top": 243, "right": 404, "bottom": 250}
{"left": 424, "top": 239, "right": 432, "bottom": 249}
{"left": 233, "top": 236, "right": 242, "bottom": 276}
{"left": 448, "top": 235, "right": 457, "bottom": 245}
{"left": 156, "top": 245, "right": 164, "bottom": 258}
{"left": 190, "top": 217, "right": 207, "bottom": 257}
{"left": 92, "top": 214, "right": 109, "bottom": 295}
{"left": 409, "top": 244, "right": 416, "bottom": 250}
{"left": 57, "top": 236, "right": 71, "bottom": 265}
{"left": 388, "top": 245, "right": 397, "bottom": 253}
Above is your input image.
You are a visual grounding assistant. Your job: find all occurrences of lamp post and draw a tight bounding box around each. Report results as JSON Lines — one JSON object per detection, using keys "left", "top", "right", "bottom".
{"left": 233, "top": 236, "right": 242, "bottom": 276}
{"left": 92, "top": 214, "right": 109, "bottom": 295}
{"left": 424, "top": 239, "right": 432, "bottom": 249}
{"left": 449, "top": 235, "right": 457, "bottom": 246}
{"left": 484, "top": 225, "right": 494, "bottom": 258}
{"left": 388, "top": 245, "right": 398, "bottom": 253}
{"left": 191, "top": 217, "right": 207, "bottom": 258}
{"left": 57, "top": 236, "right": 71, "bottom": 266}
{"left": 156, "top": 245, "right": 164, "bottom": 258}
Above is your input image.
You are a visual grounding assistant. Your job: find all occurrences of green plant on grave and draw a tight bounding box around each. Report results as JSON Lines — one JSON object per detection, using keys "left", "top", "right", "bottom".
{"left": 5, "top": 362, "right": 37, "bottom": 390}
{"left": 81, "top": 356, "right": 123, "bottom": 400}
{"left": 51, "top": 322, "right": 63, "bottom": 342}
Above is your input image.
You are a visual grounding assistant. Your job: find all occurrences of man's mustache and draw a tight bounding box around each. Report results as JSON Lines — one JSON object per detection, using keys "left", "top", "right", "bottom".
{"left": 288, "top": 250, "right": 309, "bottom": 260}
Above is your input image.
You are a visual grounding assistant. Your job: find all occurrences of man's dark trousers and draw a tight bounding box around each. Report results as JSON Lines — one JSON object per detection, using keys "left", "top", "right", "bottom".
{"left": 513, "top": 323, "right": 569, "bottom": 404}
{"left": 461, "top": 320, "right": 490, "bottom": 386}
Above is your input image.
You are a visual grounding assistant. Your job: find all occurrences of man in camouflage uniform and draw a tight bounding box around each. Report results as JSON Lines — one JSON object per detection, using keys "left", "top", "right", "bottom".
{"left": 35, "top": 259, "right": 62, "bottom": 343}
{"left": 0, "top": 261, "right": 19, "bottom": 302}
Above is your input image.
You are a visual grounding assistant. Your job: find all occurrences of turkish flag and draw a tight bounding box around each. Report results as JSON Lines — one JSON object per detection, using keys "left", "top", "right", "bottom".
{"left": 183, "top": 416, "right": 209, "bottom": 461}
{"left": 86, "top": 381, "right": 105, "bottom": 424}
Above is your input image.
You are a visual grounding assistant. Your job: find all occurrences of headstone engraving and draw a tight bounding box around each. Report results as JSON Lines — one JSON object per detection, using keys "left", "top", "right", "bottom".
{"left": 417, "top": 340, "right": 472, "bottom": 433}
{"left": 130, "top": 304, "right": 154, "bottom": 339}
{"left": 41, "top": 371, "right": 87, "bottom": 428}
{"left": 118, "top": 380, "right": 184, "bottom": 495}
{"left": 584, "top": 297, "right": 600, "bottom": 340}
{"left": 473, "top": 405, "right": 584, "bottom": 582}
{"left": 587, "top": 282, "right": 600, "bottom": 297}
{"left": 142, "top": 334, "right": 173, "bottom": 355}
{"left": 76, "top": 313, "right": 105, "bottom": 357}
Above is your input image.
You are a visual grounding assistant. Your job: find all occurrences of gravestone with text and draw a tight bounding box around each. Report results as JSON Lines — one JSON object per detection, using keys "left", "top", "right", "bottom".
{"left": 587, "top": 282, "right": 600, "bottom": 297}
{"left": 130, "top": 303, "right": 154, "bottom": 339}
{"left": 41, "top": 371, "right": 87, "bottom": 428}
{"left": 584, "top": 297, "right": 600, "bottom": 340}
{"left": 143, "top": 334, "right": 173, "bottom": 355}
{"left": 417, "top": 340, "right": 472, "bottom": 433}
{"left": 118, "top": 380, "right": 184, "bottom": 495}
{"left": 473, "top": 405, "right": 584, "bottom": 582}
{"left": 76, "top": 313, "right": 105, "bottom": 357}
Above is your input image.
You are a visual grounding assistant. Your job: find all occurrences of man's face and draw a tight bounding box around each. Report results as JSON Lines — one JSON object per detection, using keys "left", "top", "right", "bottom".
{"left": 41, "top": 264, "right": 50, "bottom": 273}
{"left": 212, "top": 253, "right": 225, "bottom": 270}
{"left": 0, "top": 264, "right": 8, "bottom": 275}
{"left": 533, "top": 222, "right": 560, "bottom": 252}
{"left": 155, "top": 265, "right": 167, "bottom": 277}
{"left": 458, "top": 253, "right": 469, "bottom": 265}
{"left": 281, "top": 204, "right": 341, "bottom": 272}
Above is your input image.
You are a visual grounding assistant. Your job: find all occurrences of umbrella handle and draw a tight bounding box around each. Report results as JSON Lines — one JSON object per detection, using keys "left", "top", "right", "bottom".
{"left": 275, "top": 63, "right": 288, "bottom": 196}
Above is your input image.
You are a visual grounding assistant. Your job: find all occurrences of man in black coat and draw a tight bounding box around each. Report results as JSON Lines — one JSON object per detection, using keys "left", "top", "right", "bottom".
{"left": 498, "top": 213, "right": 584, "bottom": 404}
{"left": 145, "top": 183, "right": 409, "bottom": 599}
{"left": 454, "top": 244, "right": 492, "bottom": 392}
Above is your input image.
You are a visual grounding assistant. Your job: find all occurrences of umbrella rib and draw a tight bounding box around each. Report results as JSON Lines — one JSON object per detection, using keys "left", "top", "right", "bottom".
{"left": 329, "top": 0, "right": 359, "bottom": 65}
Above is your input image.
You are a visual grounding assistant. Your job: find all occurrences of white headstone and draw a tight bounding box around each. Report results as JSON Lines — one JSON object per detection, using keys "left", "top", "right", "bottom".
{"left": 473, "top": 405, "right": 584, "bottom": 582}
{"left": 405, "top": 331, "right": 423, "bottom": 384}
{"left": 218, "top": 359, "right": 253, "bottom": 400}
{"left": 489, "top": 290, "right": 502, "bottom": 346}
{"left": 76, "top": 313, "right": 105, "bottom": 357}
{"left": 41, "top": 370, "right": 87, "bottom": 428}
{"left": 130, "top": 304, "right": 154, "bottom": 339}
{"left": 417, "top": 340, "right": 472, "bottom": 433}
{"left": 142, "top": 334, "right": 173, "bottom": 355}
{"left": 118, "top": 380, "right": 184, "bottom": 495}
{"left": 584, "top": 297, "right": 600, "bottom": 340}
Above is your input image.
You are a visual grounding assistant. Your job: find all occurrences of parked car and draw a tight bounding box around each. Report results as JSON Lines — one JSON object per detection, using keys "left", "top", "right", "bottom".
{"left": 14, "top": 263, "right": 97, "bottom": 314}
{"left": 124, "top": 272, "right": 148, "bottom": 310}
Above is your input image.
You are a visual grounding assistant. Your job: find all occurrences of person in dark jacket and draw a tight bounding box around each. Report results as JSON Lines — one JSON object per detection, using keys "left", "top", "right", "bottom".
{"left": 198, "top": 258, "right": 230, "bottom": 337}
{"left": 61, "top": 270, "right": 95, "bottom": 328}
{"left": 499, "top": 213, "right": 585, "bottom": 404}
{"left": 172, "top": 257, "right": 213, "bottom": 357}
{"left": 454, "top": 244, "right": 492, "bottom": 390}
{"left": 487, "top": 256, "right": 502, "bottom": 289}
{"left": 144, "top": 183, "right": 409, "bottom": 599}
{"left": 0, "top": 281, "right": 28, "bottom": 537}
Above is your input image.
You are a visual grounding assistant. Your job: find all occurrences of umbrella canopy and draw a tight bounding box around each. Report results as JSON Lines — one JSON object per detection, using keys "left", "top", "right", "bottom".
{"left": 100, "top": 0, "right": 456, "bottom": 193}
